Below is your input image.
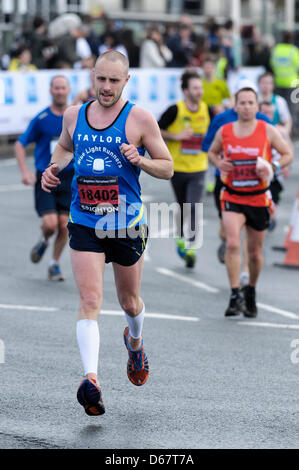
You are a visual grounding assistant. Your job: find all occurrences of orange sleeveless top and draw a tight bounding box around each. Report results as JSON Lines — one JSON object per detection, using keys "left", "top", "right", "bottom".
{"left": 220, "top": 120, "right": 272, "bottom": 207}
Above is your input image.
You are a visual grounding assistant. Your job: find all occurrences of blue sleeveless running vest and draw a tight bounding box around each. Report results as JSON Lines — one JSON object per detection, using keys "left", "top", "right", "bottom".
{"left": 70, "top": 101, "right": 146, "bottom": 230}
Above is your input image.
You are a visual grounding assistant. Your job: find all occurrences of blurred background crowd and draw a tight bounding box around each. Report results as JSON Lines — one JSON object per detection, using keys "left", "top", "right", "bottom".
{"left": 0, "top": 8, "right": 297, "bottom": 76}
{"left": 0, "top": 1, "right": 298, "bottom": 134}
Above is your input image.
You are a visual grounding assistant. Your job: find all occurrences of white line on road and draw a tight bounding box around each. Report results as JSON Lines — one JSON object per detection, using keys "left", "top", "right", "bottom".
{"left": 156, "top": 267, "right": 220, "bottom": 294}
{"left": 0, "top": 159, "right": 17, "bottom": 167}
{"left": 0, "top": 184, "right": 32, "bottom": 192}
{"left": 0, "top": 304, "right": 58, "bottom": 312}
{"left": 0, "top": 304, "right": 198, "bottom": 322}
{"left": 0, "top": 156, "right": 33, "bottom": 167}
{"left": 257, "top": 303, "right": 299, "bottom": 320}
{"left": 239, "top": 321, "right": 299, "bottom": 330}
{"left": 101, "top": 310, "right": 199, "bottom": 322}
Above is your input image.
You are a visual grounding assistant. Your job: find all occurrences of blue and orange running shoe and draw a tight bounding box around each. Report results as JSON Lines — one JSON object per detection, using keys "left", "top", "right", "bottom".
{"left": 123, "top": 327, "right": 149, "bottom": 386}
{"left": 77, "top": 378, "right": 105, "bottom": 416}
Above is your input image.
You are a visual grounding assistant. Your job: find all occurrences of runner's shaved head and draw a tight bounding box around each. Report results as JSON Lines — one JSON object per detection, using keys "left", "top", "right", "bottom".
{"left": 95, "top": 51, "right": 129, "bottom": 76}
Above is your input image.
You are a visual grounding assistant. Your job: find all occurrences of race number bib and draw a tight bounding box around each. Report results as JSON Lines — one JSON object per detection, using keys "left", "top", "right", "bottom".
{"left": 231, "top": 159, "right": 259, "bottom": 188}
{"left": 77, "top": 175, "right": 120, "bottom": 214}
{"left": 181, "top": 134, "right": 204, "bottom": 155}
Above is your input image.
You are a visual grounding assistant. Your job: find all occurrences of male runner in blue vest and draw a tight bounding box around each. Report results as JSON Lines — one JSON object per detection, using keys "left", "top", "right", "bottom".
{"left": 42, "top": 51, "right": 173, "bottom": 416}
{"left": 15, "top": 75, "right": 73, "bottom": 281}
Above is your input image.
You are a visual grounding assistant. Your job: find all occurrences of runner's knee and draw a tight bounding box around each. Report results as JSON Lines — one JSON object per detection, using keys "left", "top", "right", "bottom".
{"left": 226, "top": 239, "right": 240, "bottom": 252}
{"left": 58, "top": 222, "right": 68, "bottom": 237}
{"left": 42, "top": 220, "right": 57, "bottom": 236}
{"left": 119, "top": 295, "right": 139, "bottom": 317}
{"left": 248, "top": 248, "right": 263, "bottom": 263}
{"left": 80, "top": 293, "right": 102, "bottom": 316}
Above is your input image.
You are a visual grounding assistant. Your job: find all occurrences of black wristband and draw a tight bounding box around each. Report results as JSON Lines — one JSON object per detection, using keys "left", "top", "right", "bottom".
{"left": 47, "top": 162, "right": 56, "bottom": 168}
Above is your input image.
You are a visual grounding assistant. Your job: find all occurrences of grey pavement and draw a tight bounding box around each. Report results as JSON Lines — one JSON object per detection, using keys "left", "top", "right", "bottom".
{"left": 0, "top": 145, "right": 299, "bottom": 449}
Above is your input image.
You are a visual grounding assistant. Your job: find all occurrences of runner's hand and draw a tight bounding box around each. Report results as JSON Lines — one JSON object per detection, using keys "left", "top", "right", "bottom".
{"left": 176, "top": 129, "right": 194, "bottom": 141}
{"left": 121, "top": 143, "right": 142, "bottom": 166}
{"left": 41, "top": 164, "right": 61, "bottom": 193}
{"left": 21, "top": 170, "right": 36, "bottom": 186}
{"left": 256, "top": 166, "right": 270, "bottom": 180}
{"left": 218, "top": 159, "right": 234, "bottom": 173}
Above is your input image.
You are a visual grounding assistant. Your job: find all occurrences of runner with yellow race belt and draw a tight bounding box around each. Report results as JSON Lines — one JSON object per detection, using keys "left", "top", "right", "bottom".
{"left": 158, "top": 70, "right": 210, "bottom": 267}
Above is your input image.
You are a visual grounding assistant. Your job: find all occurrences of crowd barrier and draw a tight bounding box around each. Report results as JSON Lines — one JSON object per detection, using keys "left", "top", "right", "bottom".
{"left": 0, "top": 66, "right": 265, "bottom": 136}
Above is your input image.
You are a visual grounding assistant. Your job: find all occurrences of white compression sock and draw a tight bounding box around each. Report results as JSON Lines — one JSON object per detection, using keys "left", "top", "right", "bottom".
{"left": 125, "top": 303, "right": 145, "bottom": 340}
{"left": 76, "top": 319, "right": 100, "bottom": 376}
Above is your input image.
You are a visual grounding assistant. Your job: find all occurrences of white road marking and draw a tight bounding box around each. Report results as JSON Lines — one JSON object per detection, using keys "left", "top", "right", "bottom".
{"left": 0, "top": 304, "right": 58, "bottom": 312}
{"left": 0, "top": 156, "right": 33, "bottom": 167}
{"left": 0, "top": 184, "right": 31, "bottom": 192}
{"left": 257, "top": 302, "right": 299, "bottom": 320}
{"left": 156, "top": 268, "right": 298, "bottom": 319}
{"left": 0, "top": 159, "right": 17, "bottom": 167}
{"left": 239, "top": 321, "right": 299, "bottom": 330}
{"left": 156, "top": 267, "right": 220, "bottom": 294}
{"left": 0, "top": 303, "right": 198, "bottom": 322}
{"left": 101, "top": 310, "right": 199, "bottom": 322}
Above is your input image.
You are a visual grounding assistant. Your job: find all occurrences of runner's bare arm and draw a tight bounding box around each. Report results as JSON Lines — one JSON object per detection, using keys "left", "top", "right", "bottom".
{"left": 123, "top": 109, "right": 174, "bottom": 179}
{"left": 160, "top": 128, "right": 194, "bottom": 141}
{"left": 41, "top": 106, "right": 79, "bottom": 193}
{"left": 208, "top": 128, "right": 234, "bottom": 173}
{"left": 267, "top": 124, "right": 294, "bottom": 169}
{"left": 14, "top": 140, "right": 36, "bottom": 185}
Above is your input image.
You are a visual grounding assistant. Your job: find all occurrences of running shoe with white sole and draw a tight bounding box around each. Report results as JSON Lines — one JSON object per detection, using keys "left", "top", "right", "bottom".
{"left": 48, "top": 264, "right": 65, "bottom": 281}
{"left": 123, "top": 326, "right": 149, "bottom": 386}
{"left": 30, "top": 239, "right": 48, "bottom": 263}
{"left": 77, "top": 378, "right": 105, "bottom": 416}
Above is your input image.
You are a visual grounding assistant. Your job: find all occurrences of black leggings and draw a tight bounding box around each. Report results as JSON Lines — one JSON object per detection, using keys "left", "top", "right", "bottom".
{"left": 171, "top": 171, "right": 206, "bottom": 241}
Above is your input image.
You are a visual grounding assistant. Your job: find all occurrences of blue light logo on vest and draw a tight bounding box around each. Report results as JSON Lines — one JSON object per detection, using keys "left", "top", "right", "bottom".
{"left": 70, "top": 75, "right": 79, "bottom": 101}
{"left": 4, "top": 77, "right": 14, "bottom": 104}
{"left": 128, "top": 76, "right": 138, "bottom": 101}
{"left": 168, "top": 76, "right": 177, "bottom": 100}
{"left": 26, "top": 76, "right": 38, "bottom": 103}
{"left": 149, "top": 76, "right": 158, "bottom": 101}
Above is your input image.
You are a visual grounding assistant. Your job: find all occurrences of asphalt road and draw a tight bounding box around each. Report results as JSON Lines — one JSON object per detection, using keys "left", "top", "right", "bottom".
{"left": 0, "top": 146, "right": 299, "bottom": 450}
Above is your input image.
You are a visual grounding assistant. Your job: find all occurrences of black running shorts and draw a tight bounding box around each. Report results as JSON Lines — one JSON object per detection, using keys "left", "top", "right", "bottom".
{"left": 221, "top": 200, "right": 270, "bottom": 231}
{"left": 67, "top": 222, "right": 148, "bottom": 266}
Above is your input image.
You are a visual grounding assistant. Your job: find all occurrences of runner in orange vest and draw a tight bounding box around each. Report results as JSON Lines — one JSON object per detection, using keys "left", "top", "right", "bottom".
{"left": 208, "top": 87, "right": 293, "bottom": 318}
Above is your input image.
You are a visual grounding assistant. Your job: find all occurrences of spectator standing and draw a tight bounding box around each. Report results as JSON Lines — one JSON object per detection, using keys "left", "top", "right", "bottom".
{"left": 121, "top": 29, "right": 140, "bottom": 68}
{"left": 98, "top": 31, "right": 128, "bottom": 58}
{"left": 271, "top": 31, "right": 299, "bottom": 127}
{"left": 8, "top": 45, "right": 37, "bottom": 71}
{"left": 140, "top": 26, "right": 172, "bottom": 68}
{"left": 258, "top": 72, "right": 292, "bottom": 134}
{"left": 166, "top": 22, "right": 195, "bottom": 68}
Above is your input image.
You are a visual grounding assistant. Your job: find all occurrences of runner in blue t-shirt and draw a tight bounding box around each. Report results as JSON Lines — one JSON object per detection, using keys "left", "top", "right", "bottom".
{"left": 15, "top": 75, "right": 73, "bottom": 281}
